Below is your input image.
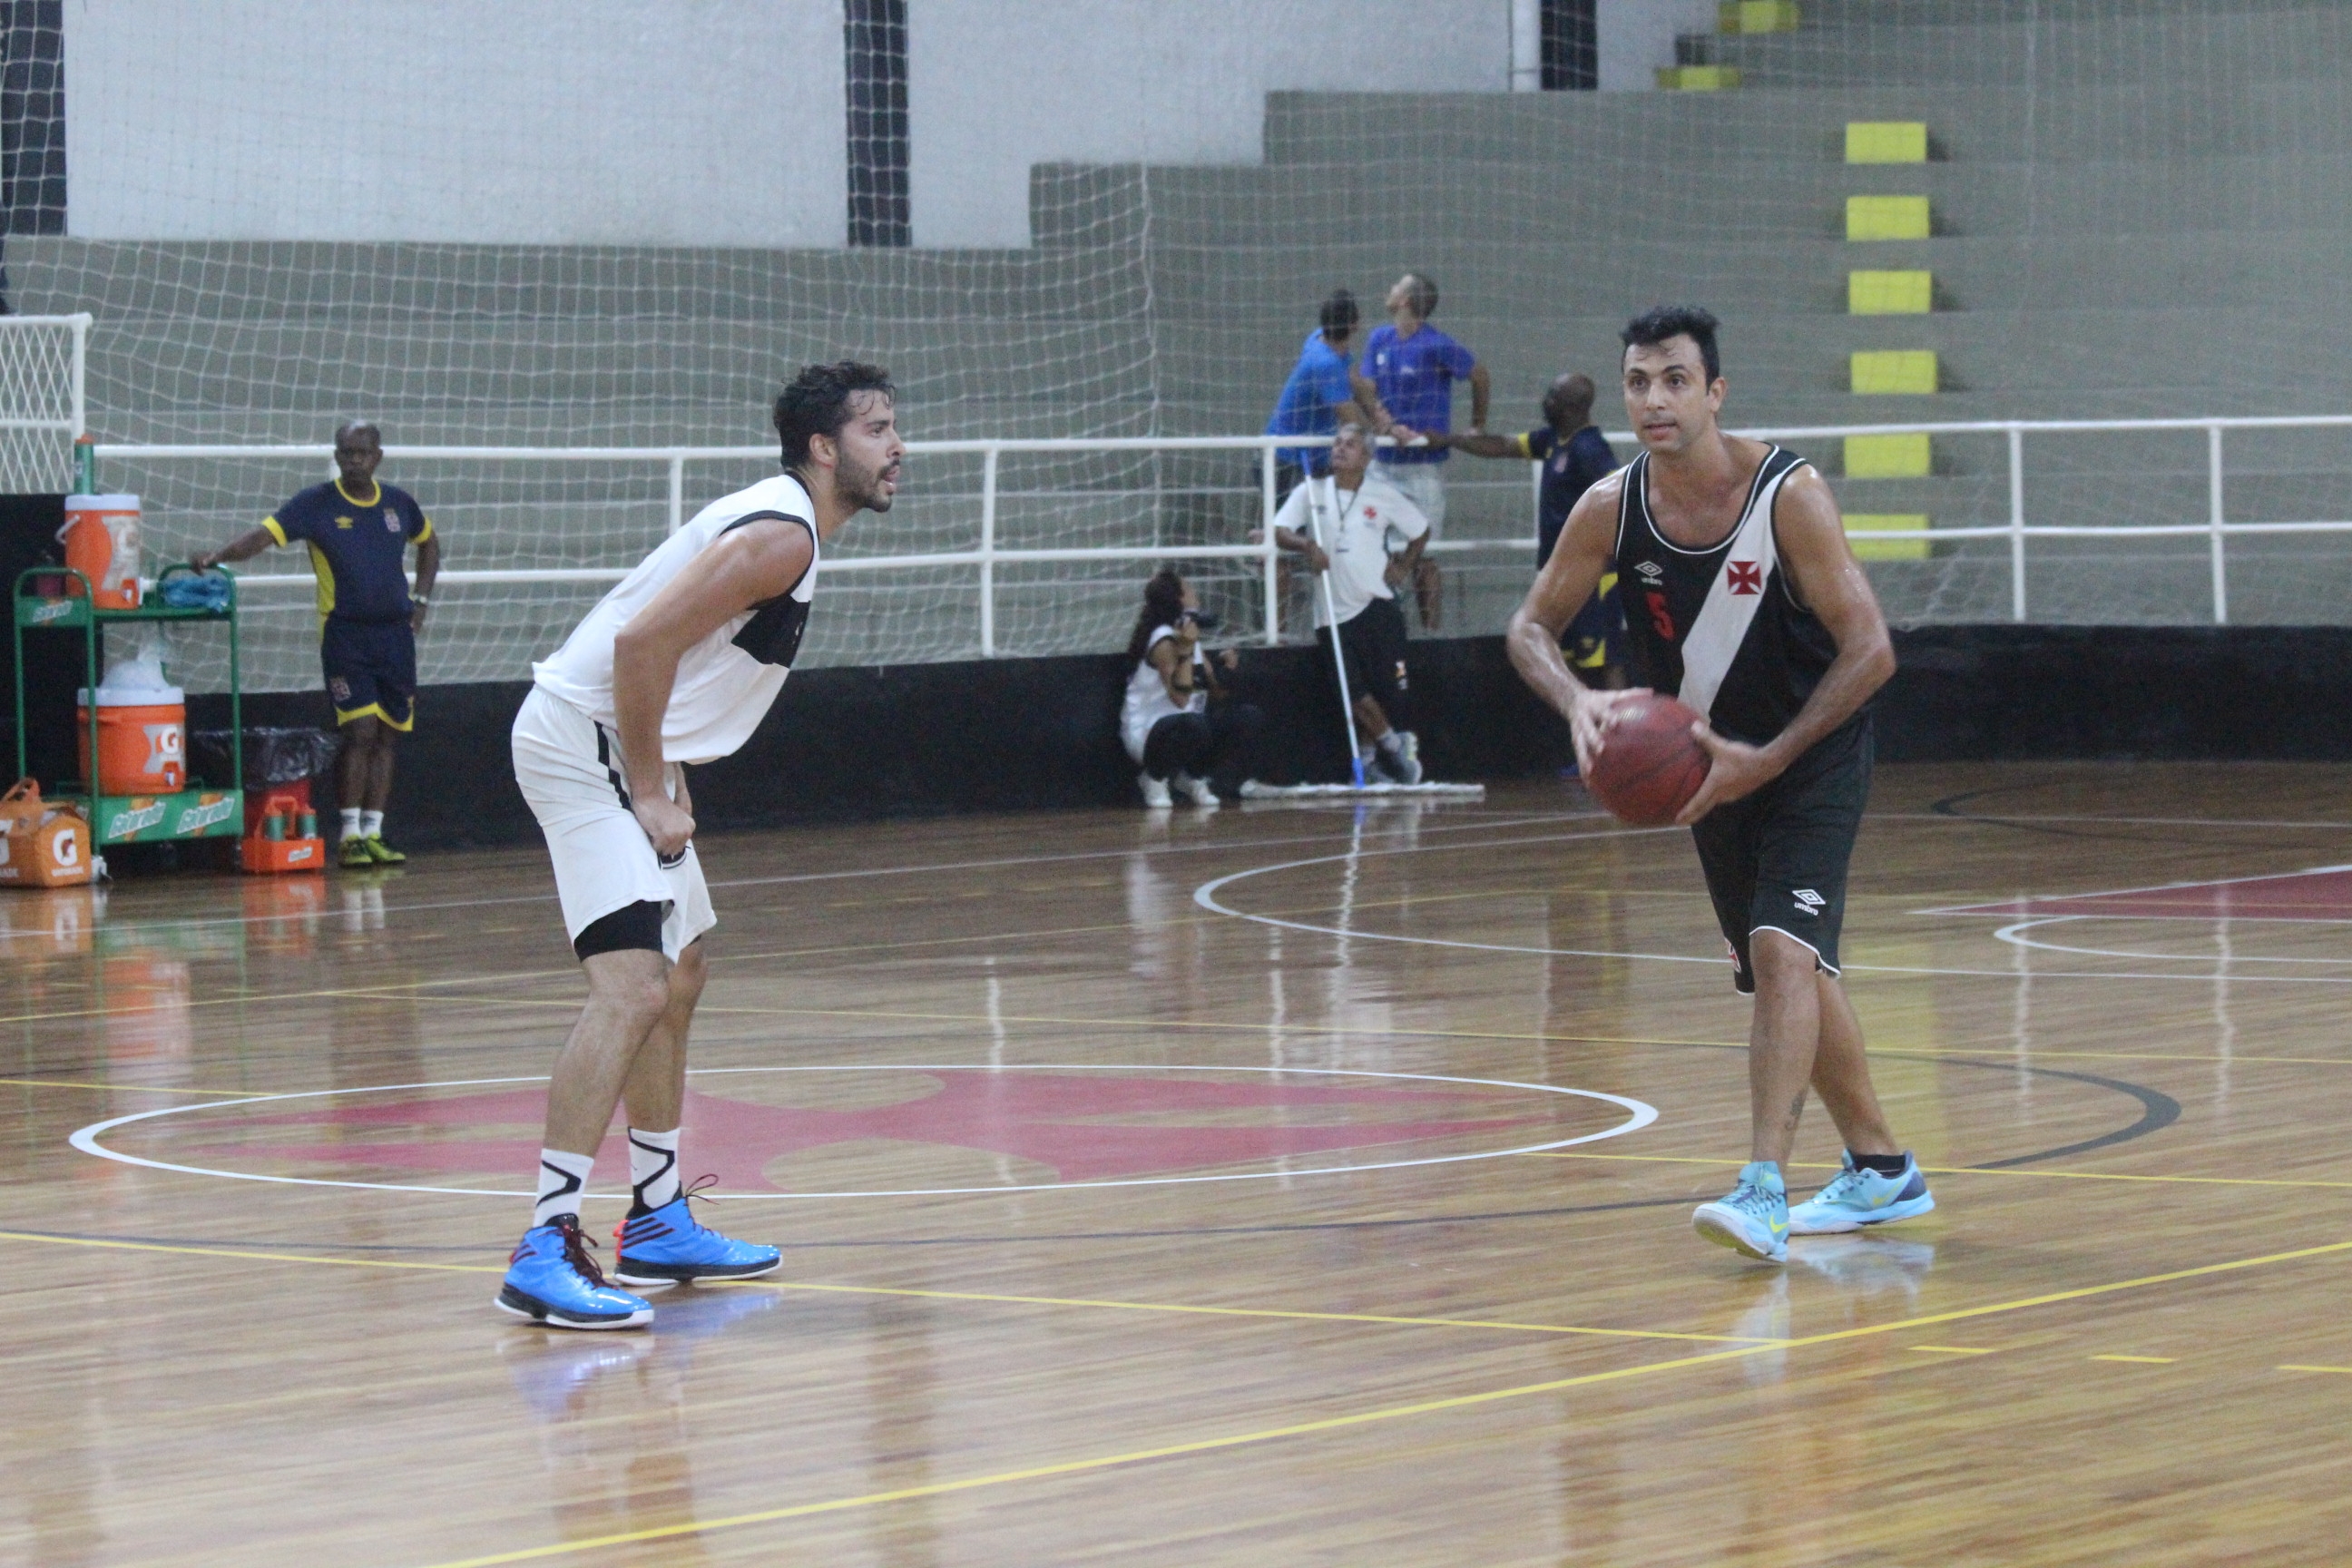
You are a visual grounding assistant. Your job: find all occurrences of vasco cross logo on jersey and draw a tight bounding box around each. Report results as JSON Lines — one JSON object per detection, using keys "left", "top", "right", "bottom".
{"left": 1727, "top": 560, "right": 1764, "bottom": 595}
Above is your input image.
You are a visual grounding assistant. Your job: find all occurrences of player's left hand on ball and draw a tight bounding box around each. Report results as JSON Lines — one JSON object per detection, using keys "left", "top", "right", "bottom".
{"left": 1673, "top": 725, "right": 1776, "bottom": 825}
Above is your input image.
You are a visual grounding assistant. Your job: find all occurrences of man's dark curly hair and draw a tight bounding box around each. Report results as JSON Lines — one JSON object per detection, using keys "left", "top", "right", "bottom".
{"left": 1620, "top": 305, "right": 1722, "bottom": 384}
{"left": 773, "top": 360, "right": 896, "bottom": 469}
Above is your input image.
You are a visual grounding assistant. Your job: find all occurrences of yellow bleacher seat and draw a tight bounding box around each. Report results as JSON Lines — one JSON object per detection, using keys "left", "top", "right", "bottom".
{"left": 1851, "top": 350, "right": 1938, "bottom": 395}
{"left": 1656, "top": 65, "right": 1741, "bottom": 91}
{"left": 1846, "top": 122, "right": 1928, "bottom": 163}
{"left": 1844, "top": 514, "right": 1931, "bottom": 560}
{"left": 1849, "top": 270, "right": 1933, "bottom": 314}
{"left": 1720, "top": 1, "right": 1801, "bottom": 33}
{"left": 1844, "top": 433, "right": 1933, "bottom": 477}
{"left": 1847, "top": 195, "right": 1931, "bottom": 240}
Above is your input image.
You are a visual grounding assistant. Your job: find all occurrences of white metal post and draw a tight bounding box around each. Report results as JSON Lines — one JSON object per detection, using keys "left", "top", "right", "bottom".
{"left": 979, "top": 445, "right": 999, "bottom": 658}
{"left": 2207, "top": 424, "right": 2229, "bottom": 625}
{"left": 1509, "top": 0, "right": 1542, "bottom": 90}
{"left": 1261, "top": 444, "right": 1280, "bottom": 646}
{"left": 666, "top": 453, "right": 684, "bottom": 535}
{"left": 2007, "top": 426, "right": 2027, "bottom": 622}
{"left": 69, "top": 314, "right": 88, "bottom": 441}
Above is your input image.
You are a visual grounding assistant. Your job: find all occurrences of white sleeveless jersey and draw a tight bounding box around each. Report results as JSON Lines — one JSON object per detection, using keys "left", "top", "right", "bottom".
{"left": 1120, "top": 626, "right": 1205, "bottom": 761}
{"left": 533, "top": 473, "right": 819, "bottom": 764}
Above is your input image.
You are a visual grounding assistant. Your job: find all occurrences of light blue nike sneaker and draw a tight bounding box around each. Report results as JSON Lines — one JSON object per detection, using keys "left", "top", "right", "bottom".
{"left": 495, "top": 1215, "right": 654, "bottom": 1329}
{"left": 1692, "top": 1161, "right": 1790, "bottom": 1262}
{"left": 612, "top": 1193, "right": 782, "bottom": 1288}
{"left": 1788, "top": 1152, "right": 1936, "bottom": 1235}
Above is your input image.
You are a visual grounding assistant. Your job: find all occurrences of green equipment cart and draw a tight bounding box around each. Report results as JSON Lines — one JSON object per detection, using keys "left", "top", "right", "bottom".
{"left": 11, "top": 565, "right": 245, "bottom": 848}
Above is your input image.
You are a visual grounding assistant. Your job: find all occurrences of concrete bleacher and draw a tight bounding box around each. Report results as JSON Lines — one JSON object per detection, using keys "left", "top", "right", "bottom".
{"left": 8, "top": 0, "right": 2348, "bottom": 656}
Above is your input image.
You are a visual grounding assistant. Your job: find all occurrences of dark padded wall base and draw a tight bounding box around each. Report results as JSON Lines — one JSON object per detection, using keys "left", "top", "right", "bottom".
{"left": 176, "top": 625, "right": 2352, "bottom": 852}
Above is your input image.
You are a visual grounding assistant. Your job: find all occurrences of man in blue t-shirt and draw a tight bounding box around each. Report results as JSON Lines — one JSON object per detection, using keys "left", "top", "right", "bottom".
{"left": 194, "top": 420, "right": 442, "bottom": 867}
{"left": 1353, "top": 272, "right": 1488, "bottom": 629}
{"left": 1444, "top": 372, "right": 1626, "bottom": 687}
{"left": 1265, "top": 289, "right": 1374, "bottom": 491}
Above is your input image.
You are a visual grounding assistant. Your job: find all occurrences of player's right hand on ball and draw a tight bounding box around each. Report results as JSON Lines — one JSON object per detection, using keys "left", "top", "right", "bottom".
{"left": 633, "top": 795, "right": 695, "bottom": 861}
{"left": 1569, "top": 687, "right": 1652, "bottom": 773}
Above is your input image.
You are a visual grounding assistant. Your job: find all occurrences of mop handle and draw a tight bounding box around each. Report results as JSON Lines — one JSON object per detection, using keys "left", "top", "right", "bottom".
{"left": 1301, "top": 477, "right": 1367, "bottom": 787}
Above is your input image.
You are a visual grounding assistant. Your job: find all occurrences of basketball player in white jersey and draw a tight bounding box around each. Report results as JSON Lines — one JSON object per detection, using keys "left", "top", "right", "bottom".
{"left": 496, "top": 362, "right": 904, "bottom": 1328}
{"left": 1506, "top": 307, "right": 1933, "bottom": 1264}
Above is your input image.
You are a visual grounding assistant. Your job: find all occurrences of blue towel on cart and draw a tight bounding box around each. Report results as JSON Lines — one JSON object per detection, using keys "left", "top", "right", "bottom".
{"left": 158, "top": 573, "right": 231, "bottom": 611}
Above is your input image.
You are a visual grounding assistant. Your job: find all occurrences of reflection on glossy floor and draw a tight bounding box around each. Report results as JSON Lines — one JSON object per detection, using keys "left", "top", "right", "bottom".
{"left": 6, "top": 763, "right": 2352, "bottom": 1567}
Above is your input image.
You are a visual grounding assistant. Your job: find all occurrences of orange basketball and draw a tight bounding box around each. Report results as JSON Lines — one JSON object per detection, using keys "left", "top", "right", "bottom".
{"left": 1585, "top": 696, "right": 1711, "bottom": 826}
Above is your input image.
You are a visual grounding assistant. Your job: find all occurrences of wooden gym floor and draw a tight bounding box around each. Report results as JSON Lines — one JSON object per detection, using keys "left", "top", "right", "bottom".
{"left": 5, "top": 762, "right": 2349, "bottom": 1566}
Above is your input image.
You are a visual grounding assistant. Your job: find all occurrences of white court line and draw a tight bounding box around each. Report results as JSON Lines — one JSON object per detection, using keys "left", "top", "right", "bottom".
{"left": 1195, "top": 839, "right": 2352, "bottom": 986}
{"left": 1916, "top": 863, "right": 2352, "bottom": 917}
{"left": 9, "top": 809, "right": 1581, "bottom": 945}
{"left": 1994, "top": 916, "right": 2352, "bottom": 966}
{"left": 67, "top": 1064, "right": 1657, "bottom": 1200}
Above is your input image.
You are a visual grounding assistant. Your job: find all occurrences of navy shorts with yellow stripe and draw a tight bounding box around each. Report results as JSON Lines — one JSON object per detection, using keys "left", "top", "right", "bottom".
{"left": 320, "top": 616, "right": 417, "bottom": 731}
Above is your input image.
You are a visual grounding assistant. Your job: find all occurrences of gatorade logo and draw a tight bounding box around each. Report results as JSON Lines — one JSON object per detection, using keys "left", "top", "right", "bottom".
{"left": 143, "top": 723, "right": 183, "bottom": 772}
{"left": 110, "top": 801, "right": 167, "bottom": 835}
{"left": 174, "top": 797, "right": 236, "bottom": 835}
{"left": 53, "top": 827, "right": 80, "bottom": 867}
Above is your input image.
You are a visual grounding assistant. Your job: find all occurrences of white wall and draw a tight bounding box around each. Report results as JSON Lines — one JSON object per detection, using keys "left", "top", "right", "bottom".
{"left": 1598, "top": 0, "right": 1718, "bottom": 92}
{"left": 64, "top": 0, "right": 848, "bottom": 245}
{"left": 907, "top": 0, "right": 1511, "bottom": 250}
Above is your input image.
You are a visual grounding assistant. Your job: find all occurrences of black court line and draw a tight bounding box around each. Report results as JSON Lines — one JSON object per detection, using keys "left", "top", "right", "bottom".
{"left": 1925, "top": 784, "right": 2321, "bottom": 848}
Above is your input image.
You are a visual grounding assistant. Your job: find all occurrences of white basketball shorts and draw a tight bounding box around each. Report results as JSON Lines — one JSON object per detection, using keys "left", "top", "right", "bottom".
{"left": 510, "top": 684, "right": 715, "bottom": 963}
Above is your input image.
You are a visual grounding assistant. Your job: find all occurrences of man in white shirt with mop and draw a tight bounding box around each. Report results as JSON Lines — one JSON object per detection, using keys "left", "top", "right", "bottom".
{"left": 1271, "top": 422, "right": 1429, "bottom": 783}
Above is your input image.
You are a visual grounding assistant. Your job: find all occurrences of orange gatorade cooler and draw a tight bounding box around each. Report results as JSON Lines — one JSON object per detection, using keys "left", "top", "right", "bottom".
{"left": 77, "top": 670, "right": 186, "bottom": 795}
{"left": 0, "top": 779, "right": 93, "bottom": 888}
{"left": 58, "top": 495, "right": 142, "bottom": 609}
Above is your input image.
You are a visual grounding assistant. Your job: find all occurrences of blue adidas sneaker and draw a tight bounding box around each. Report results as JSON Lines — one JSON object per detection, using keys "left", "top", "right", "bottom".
{"left": 1788, "top": 1152, "right": 1936, "bottom": 1235}
{"left": 612, "top": 1191, "right": 781, "bottom": 1288}
{"left": 496, "top": 1214, "right": 653, "bottom": 1330}
{"left": 1692, "top": 1161, "right": 1790, "bottom": 1262}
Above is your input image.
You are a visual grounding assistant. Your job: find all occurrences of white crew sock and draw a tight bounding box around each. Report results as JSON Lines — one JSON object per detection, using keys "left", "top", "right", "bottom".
{"left": 359, "top": 808, "right": 384, "bottom": 838}
{"left": 339, "top": 807, "right": 362, "bottom": 842}
{"left": 628, "top": 1126, "right": 681, "bottom": 1213}
{"left": 533, "top": 1148, "right": 597, "bottom": 1228}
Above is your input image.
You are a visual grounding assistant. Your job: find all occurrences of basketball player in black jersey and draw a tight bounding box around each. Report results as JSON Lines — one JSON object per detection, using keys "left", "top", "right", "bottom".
{"left": 1506, "top": 306, "right": 1935, "bottom": 1262}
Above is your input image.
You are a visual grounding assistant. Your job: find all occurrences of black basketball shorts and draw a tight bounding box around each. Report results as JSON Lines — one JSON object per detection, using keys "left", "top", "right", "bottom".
{"left": 1690, "top": 714, "right": 1872, "bottom": 995}
{"left": 1318, "top": 596, "right": 1410, "bottom": 721}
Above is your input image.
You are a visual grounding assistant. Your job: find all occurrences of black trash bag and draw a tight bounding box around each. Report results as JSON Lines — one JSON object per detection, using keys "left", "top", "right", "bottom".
{"left": 188, "top": 727, "right": 341, "bottom": 788}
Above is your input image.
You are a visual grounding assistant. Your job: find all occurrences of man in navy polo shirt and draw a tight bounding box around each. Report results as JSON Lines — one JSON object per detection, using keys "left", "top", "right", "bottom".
{"left": 1445, "top": 372, "right": 1626, "bottom": 687}
{"left": 194, "top": 420, "right": 441, "bottom": 867}
{"left": 1354, "top": 272, "right": 1488, "bottom": 629}
{"left": 1265, "top": 288, "right": 1374, "bottom": 495}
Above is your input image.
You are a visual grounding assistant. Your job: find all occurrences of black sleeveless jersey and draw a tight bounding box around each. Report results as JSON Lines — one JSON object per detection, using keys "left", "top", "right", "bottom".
{"left": 1612, "top": 446, "right": 1845, "bottom": 746}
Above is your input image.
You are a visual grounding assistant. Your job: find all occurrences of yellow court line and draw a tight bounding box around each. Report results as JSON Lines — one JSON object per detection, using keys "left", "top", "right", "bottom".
{"left": 0, "top": 1230, "right": 500, "bottom": 1274}
{"left": 0, "top": 1076, "right": 253, "bottom": 1097}
{"left": 2091, "top": 1354, "right": 2176, "bottom": 1364}
{"left": 1909, "top": 1346, "right": 1997, "bottom": 1355}
{"left": 1530, "top": 1151, "right": 2352, "bottom": 1192}
{"left": 403, "top": 1235, "right": 2352, "bottom": 1568}
{"left": 740, "top": 1279, "right": 1761, "bottom": 1344}
{"left": 0, "top": 1230, "right": 1754, "bottom": 1344}
{"left": 2278, "top": 1363, "right": 2352, "bottom": 1374}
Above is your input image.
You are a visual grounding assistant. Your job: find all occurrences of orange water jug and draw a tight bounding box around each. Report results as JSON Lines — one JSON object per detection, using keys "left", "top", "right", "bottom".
{"left": 77, "top": 674, "right": 186, "bottom": 794}
{"left": 58, "top": 494, "right": 142, "bottom": 609}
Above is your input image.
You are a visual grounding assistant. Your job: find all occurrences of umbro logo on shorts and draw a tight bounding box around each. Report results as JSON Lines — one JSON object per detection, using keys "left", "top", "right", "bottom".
{"left": 1792, "top": 888, "right": 1825, "bottom": 916}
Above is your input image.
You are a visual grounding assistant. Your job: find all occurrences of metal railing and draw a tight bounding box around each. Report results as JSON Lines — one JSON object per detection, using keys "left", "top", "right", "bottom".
{"left": 93, "top": 413, "right": 2352, "bottom": 642}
